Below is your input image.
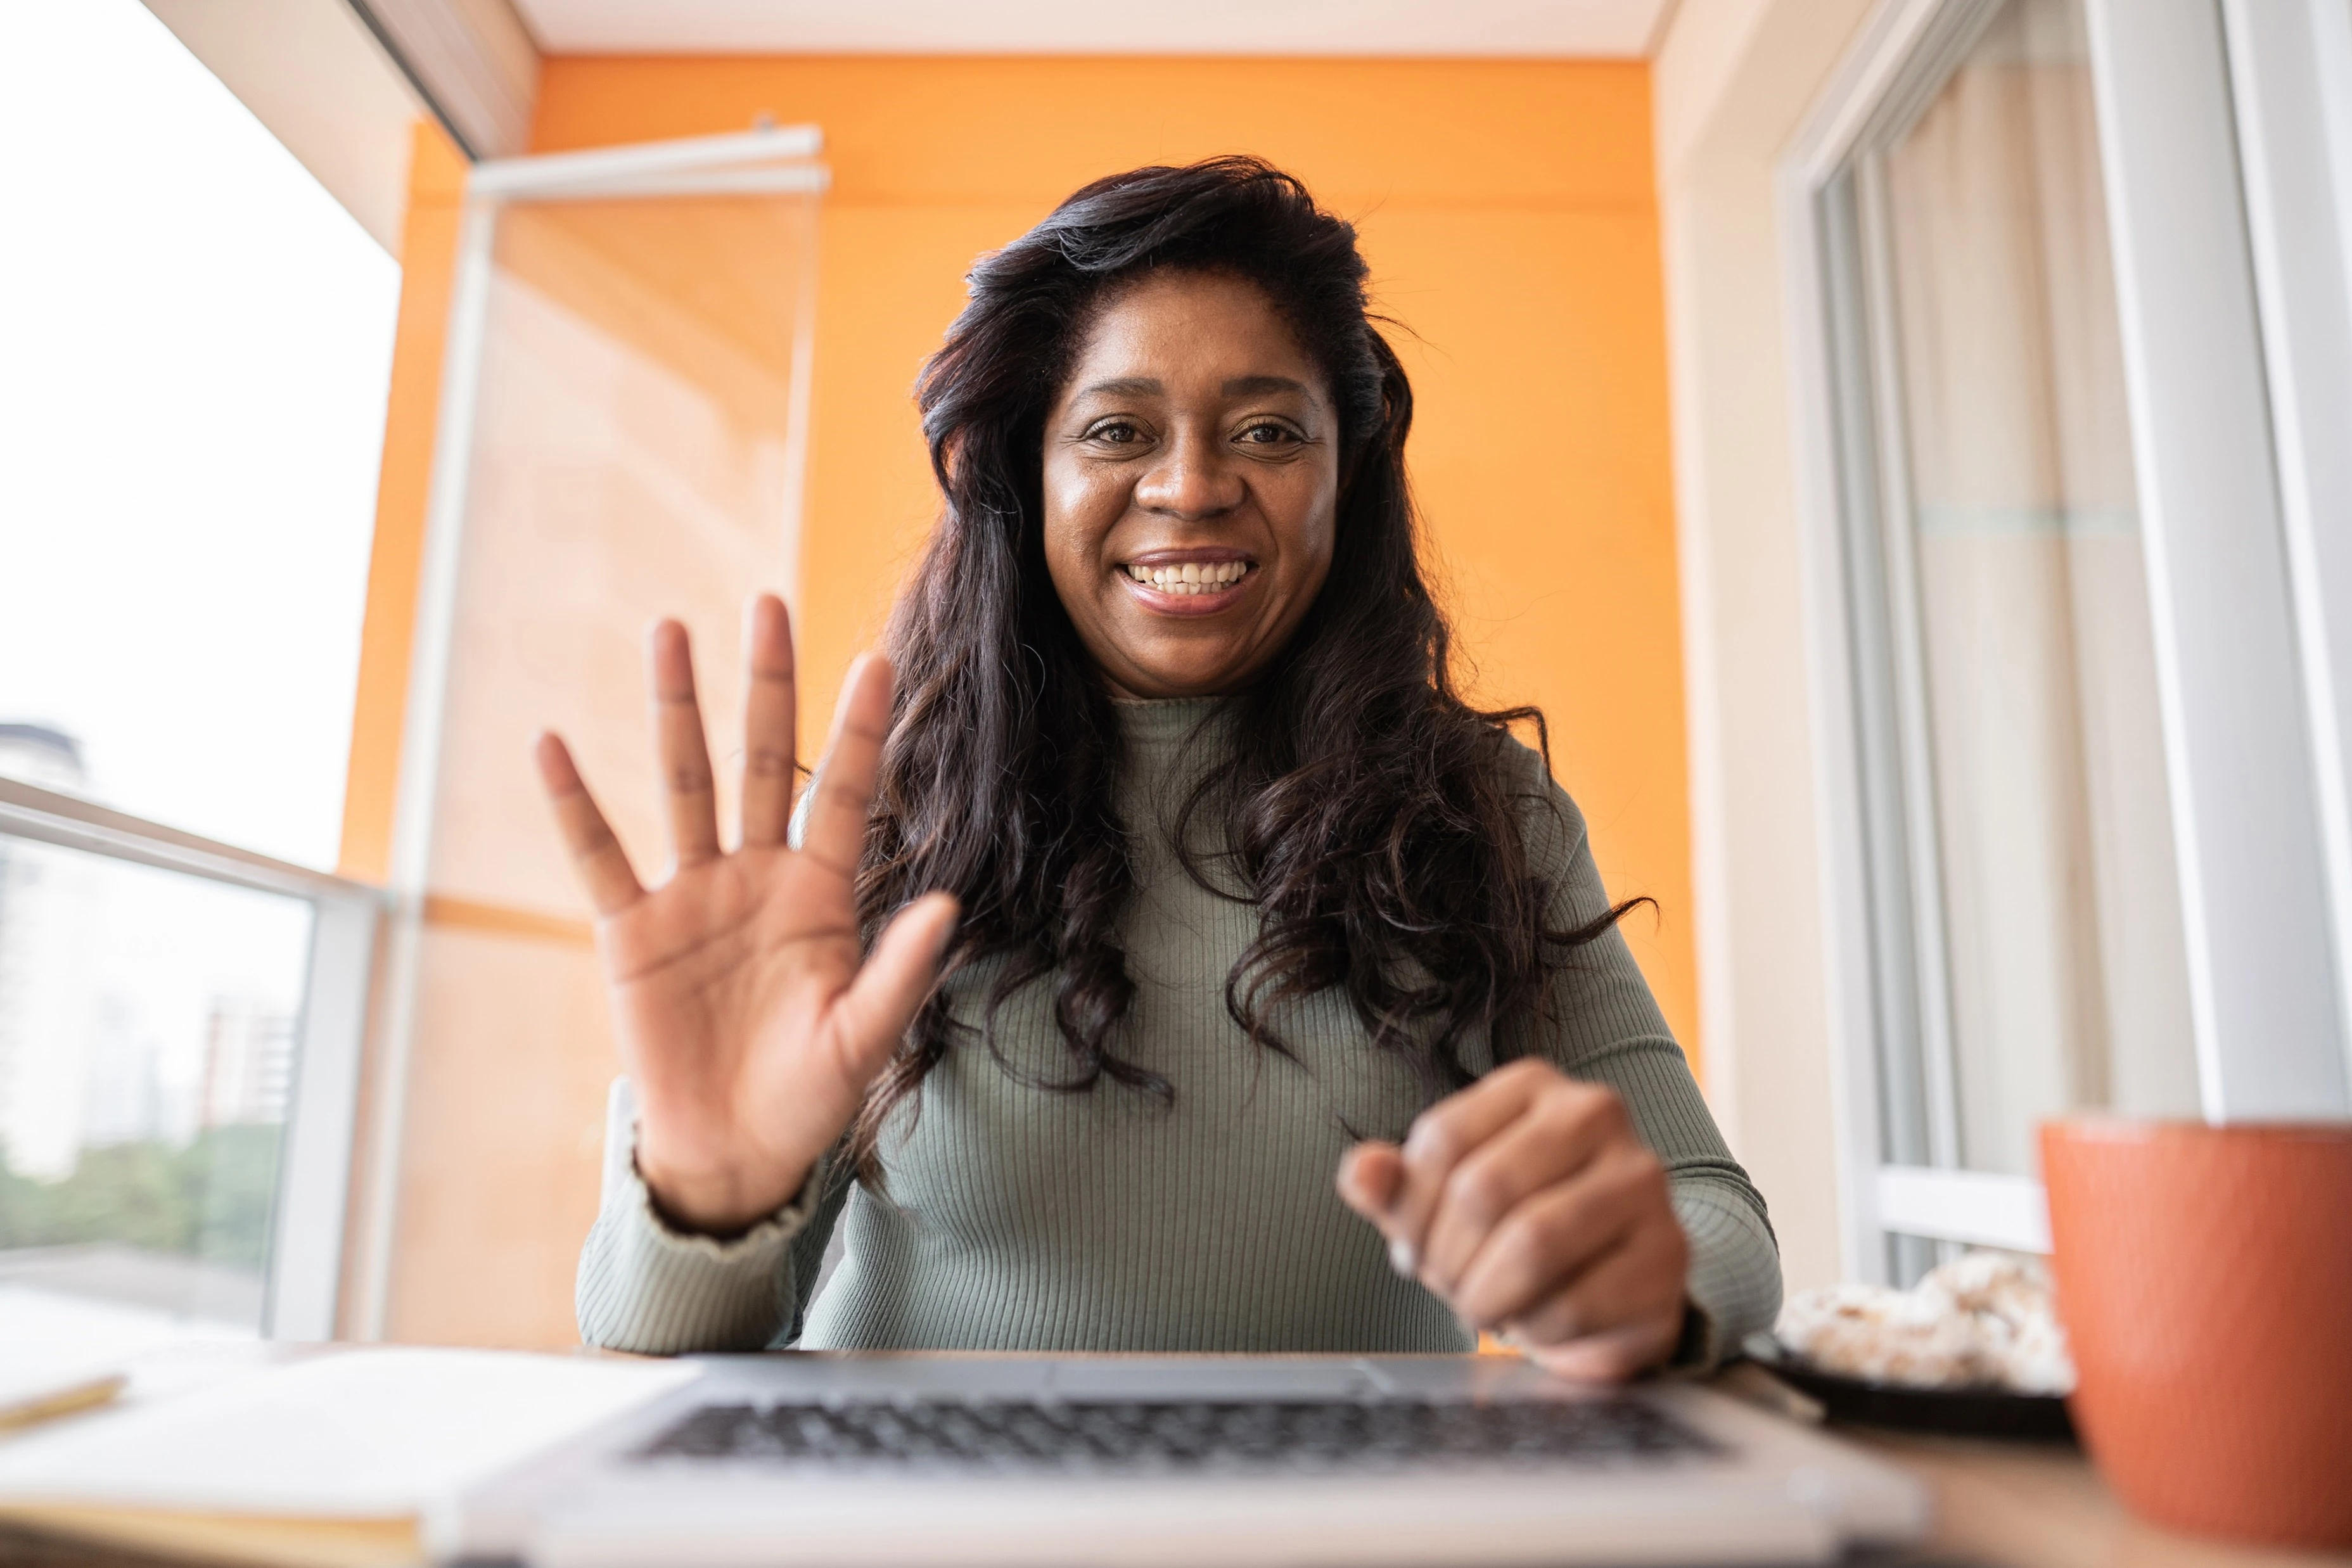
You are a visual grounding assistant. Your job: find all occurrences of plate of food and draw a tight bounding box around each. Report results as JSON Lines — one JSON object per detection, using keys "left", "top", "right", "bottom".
{"left": 1746, "top": 1252, "right": 2077, "bottom": 1440}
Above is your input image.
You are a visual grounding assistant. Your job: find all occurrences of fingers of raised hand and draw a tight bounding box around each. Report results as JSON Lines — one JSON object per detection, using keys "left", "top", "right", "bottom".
{"left": 739, "top": 594, "right": 799, "bottom": 850}
{"left": 648, "top": 620, "right": 722, "bottom": 870}
{"left": 534, "top": 731, "right": 644, "bottom": 916}
{"left": 826, "top": 891, "right": 959, "bottom": 1086}
{"left": 802, "top": 653, "right": 893, "bottom": 882}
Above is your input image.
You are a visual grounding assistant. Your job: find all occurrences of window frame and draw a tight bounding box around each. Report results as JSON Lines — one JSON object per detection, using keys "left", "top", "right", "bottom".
{"left": 0, "top": 777, "right": 380, "bottom": 1339}
{"left": 1782, "top": 0, "right": 2352, "bottom": 1282}
{"left": 2224, "top": 0, "right": 2352, "bottom": 1090}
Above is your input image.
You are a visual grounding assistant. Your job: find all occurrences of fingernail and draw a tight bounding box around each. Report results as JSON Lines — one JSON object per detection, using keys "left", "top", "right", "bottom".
{"left": 1388, "top": 1237, "right": 1417, "bottom": 1278}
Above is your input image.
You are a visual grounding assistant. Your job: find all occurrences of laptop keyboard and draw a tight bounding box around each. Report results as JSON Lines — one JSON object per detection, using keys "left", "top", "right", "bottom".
{"left": 634, "top": 1397, "right": 1720, "bottom": 1472}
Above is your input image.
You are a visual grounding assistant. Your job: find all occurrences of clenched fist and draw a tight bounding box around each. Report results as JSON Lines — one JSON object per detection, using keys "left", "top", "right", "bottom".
{"left": 1337, "top": 1059, "right": 1690, "bottom": 1380}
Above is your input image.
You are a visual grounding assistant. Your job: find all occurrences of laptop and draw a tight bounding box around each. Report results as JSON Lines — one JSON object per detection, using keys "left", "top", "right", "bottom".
{"left": 441, "top": 1353, "right": 1930, "bottom": 1567}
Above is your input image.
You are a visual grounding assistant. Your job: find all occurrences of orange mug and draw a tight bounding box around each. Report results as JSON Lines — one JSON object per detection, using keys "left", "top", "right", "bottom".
{"left": 2040, "top": 1118, "right": 2352, "bottom": 1548}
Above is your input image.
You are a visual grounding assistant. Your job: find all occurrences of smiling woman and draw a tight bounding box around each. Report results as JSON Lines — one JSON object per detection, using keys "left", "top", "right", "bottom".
{"left": 562, "top": 160, "right": 1779, "bottom": 1378}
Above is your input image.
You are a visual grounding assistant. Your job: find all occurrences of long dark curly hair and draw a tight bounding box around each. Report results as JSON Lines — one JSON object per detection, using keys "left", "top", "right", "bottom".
{"left": 850, "top": 156, "right": 1638, "bottom": 1178}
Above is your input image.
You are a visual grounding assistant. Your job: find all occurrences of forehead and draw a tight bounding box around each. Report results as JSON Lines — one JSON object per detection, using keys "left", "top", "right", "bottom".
{"left": 1059, "top": 271, "right": 1324, "bottom": 400}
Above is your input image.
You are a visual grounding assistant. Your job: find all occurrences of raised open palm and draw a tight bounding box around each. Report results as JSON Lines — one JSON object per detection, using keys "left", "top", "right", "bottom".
{"left": 534, "top": 595, "right": 958, "bottom": 1234}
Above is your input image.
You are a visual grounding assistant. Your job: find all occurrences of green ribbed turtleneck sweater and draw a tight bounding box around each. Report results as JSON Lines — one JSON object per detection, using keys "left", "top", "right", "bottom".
{"left": 577, "top": 697, "right": 1780, "bottom": 1365}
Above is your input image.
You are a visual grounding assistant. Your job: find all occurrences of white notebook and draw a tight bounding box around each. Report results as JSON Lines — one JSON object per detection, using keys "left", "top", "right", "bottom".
{"left": 0, "top": 1346, "right": 692, "bottom": 1520}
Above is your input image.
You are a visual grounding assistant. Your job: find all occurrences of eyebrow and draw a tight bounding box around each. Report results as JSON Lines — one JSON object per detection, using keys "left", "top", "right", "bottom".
{"left": 1075, "top": 377, "right": 1163, "bottom": 399}
{"left": 1222, "top": 374, "right": 1316, "bottom": 400}
{"left": 1071, "top": 374, "right": 1319, "bottom": 402}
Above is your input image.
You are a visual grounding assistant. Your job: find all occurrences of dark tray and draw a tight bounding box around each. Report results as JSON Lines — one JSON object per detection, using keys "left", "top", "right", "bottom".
{"left": 1746, "top": 1339, "right": 2076, "bottom": 1441}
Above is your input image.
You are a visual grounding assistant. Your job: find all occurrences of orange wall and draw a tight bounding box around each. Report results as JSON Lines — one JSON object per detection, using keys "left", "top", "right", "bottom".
{"left": 359, "top": 56, "right": 1699, "bottom": 1066}
{"left": 340, "top": 120, "right": 468, "bottom": 883}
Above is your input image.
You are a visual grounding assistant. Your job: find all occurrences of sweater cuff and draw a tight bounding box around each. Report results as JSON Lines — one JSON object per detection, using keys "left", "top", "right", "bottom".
{"left": 1665, "top": 1297, "right": 1717, "bottom": 1373}
{"left": 1668, "top": 1183, "right": 1784, "bottom": 1372}
{"left": 574, "top": 1148, "right": 823, "bottom": 1354}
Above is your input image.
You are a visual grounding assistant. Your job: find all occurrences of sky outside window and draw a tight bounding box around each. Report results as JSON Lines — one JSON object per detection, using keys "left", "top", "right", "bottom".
{"left": 0, "top": 0, "right": 399, "bottom": 870}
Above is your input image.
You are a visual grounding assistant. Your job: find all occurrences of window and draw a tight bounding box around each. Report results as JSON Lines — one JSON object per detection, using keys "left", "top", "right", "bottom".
{"left": 1832, "top": 0, "right": 2201, "bottom": 1274}
{"left": 2228, "top": 0, "right": 2352, "bottom": 1036}
{"left": 0, "top": 0, "right": 397, "bottom": 869}
{"left": 0, "top": 770, "right": 376, "bottom": 1348}
{"left": 1869, "top": 0, "right": 2200, "bottom": 1184}
{"left": 0, "top": 1, "right": 393, "bottom": 1348}
{"left": 1789, "top": 0, "right": 2352, "bottom": 1282}
{"left": 0, "top": 827, "right": 308, "bottom": 1341}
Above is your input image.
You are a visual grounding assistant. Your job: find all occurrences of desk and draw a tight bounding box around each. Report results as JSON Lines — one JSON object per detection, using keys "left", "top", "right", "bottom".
{"left": 0, "top": 1353, "right": 2346, "bottom": 1568}
{"left": 1848, "top": 1431, "right": 2352, "bottom": 1568}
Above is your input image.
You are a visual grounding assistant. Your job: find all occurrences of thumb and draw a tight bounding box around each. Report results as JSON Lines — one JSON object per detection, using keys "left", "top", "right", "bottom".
{"left": 1337, "top": 1140, "right": 1407, "bottom": 1221}
{"left": 829, "top": 892, "right": 959, "bottom": 1083}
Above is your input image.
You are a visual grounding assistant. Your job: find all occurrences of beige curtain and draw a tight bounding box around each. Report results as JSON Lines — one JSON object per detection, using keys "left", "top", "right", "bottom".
{"left": 1882, "top": 0, "right": 2199, "bottom": 1176}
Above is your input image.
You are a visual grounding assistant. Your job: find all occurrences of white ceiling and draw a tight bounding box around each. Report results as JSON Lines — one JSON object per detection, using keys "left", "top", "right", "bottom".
{"left": 508, "top": 0, "right": 1674, "bottom": 58}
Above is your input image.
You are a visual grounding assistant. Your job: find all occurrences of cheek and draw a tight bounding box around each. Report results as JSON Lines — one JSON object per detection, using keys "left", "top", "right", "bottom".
{"left": 1041, "top": 461, "right": 1120, "bottom": 570}
{"left": 1039, "top": 468, "right": 1125, "bottom": 634}
{"left": 1279, "top": 471, "right": 1340, "bottom": 583}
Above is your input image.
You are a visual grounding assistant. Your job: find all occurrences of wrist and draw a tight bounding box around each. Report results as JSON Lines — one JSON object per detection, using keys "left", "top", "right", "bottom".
{"left": 635, "top": 1144, "right": 813, "bottom": 1238}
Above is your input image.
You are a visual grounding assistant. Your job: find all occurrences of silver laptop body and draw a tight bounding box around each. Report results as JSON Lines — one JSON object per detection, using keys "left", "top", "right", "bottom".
{"left": 444, "top": 1354, "right": 1929, "bottom": 1568}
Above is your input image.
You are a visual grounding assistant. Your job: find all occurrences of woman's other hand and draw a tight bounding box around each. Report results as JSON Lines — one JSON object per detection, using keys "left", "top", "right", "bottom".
{"left": 1335, "top": 1059, "right": 1690, "bottom": 1380}
{"left": 534, "top": 594, "right": 958, "bottom": 1235}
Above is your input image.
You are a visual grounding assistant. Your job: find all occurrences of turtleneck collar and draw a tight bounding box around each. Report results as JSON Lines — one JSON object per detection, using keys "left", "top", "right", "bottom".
{"left": 1110, "top": 694, "right": 1230, "bottom": 751}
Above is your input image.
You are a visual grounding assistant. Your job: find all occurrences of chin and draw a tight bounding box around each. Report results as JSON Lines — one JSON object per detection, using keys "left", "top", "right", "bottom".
{"left": 1124, "top": 662, "right": 1244, "bottom": 699}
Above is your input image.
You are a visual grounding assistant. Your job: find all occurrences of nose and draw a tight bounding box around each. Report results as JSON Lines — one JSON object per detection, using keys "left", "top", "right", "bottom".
{"left": 1133, "top": 427, "right": 1243, "bottom": 521}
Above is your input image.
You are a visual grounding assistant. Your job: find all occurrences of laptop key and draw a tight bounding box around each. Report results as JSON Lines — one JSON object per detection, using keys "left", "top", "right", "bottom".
{"left": 633, "top": 1398, "right": 1720, "bottom": 1472}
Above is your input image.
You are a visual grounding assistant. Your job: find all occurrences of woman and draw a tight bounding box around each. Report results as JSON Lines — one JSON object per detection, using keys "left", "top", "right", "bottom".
{"left": 549, "top": 158, "right": 1779, "bottom": 1379}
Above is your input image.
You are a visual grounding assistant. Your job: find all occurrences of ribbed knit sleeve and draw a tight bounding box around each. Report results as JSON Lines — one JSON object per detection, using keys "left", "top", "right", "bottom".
{"left": 573, "top": 1141, "right": 836, "bottom": 1354}
{"left": 1505, "top": 743, "right": 1782, "bottom": 1367}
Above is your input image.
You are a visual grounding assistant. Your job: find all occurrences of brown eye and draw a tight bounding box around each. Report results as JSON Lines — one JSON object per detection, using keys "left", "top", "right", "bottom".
{"left": 1088, "top": 420, "right": 1141, "bottom": 444}
{"left": 1239, "top": 422, "right": 1296, "bottom": 445}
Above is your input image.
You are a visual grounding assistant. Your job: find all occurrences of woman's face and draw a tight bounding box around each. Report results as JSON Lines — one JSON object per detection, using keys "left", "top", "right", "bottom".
{"left": 1041, "top": 269, "right": 1340, "bottom": 699}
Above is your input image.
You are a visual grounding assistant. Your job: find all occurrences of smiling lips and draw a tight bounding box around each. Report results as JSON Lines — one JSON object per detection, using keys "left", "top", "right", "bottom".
{"left": 1118, "top": 556, "right": 1256, "bottom": 615}
{"left": 1122, "top": 559, "right": 1252, "bottom": 596}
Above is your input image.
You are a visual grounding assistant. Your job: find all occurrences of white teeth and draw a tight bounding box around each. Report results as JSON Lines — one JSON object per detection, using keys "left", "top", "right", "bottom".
{"left": 1125, "top": 561, "right": 1248, "bottom": 593}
